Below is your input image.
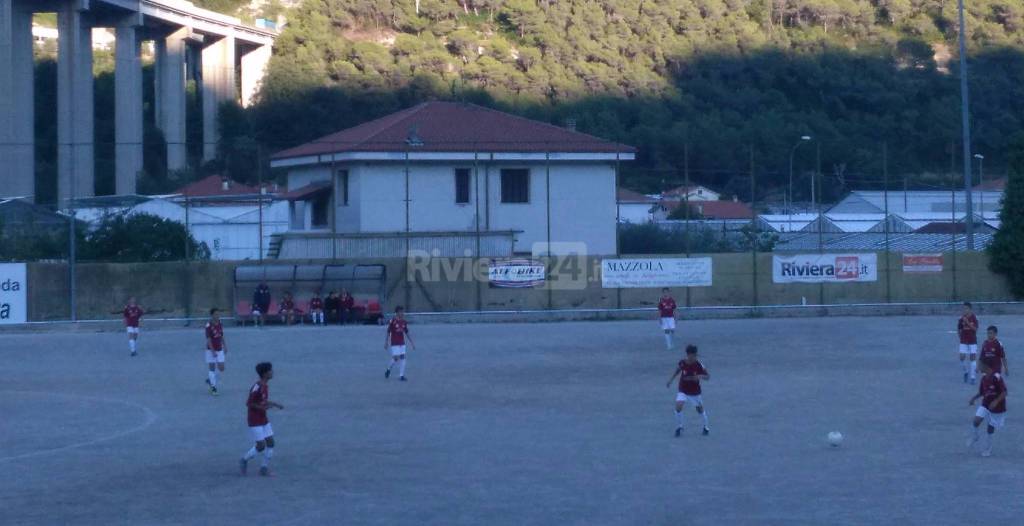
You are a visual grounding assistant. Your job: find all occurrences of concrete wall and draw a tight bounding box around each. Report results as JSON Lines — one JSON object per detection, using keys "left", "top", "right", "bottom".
{"left": 23, "top": 252, "right": 1013, "bottom": 321}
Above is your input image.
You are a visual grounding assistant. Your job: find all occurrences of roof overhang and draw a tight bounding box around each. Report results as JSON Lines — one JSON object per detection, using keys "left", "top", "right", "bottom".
{"left": 285, "top": 182, "right": 332, "bottom": 201}
{"left": 271, "top": 151, "right": 636, "bottom": 169}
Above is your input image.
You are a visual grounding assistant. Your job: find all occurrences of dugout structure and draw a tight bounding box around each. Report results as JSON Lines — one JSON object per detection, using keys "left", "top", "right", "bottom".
{"left": 233, "top": 264, "right": 386, "bottom": 325}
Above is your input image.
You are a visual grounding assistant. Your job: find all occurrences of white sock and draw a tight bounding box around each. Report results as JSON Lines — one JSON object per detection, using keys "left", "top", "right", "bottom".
{"left": 972, "top": 424, "right": 980, "bottom": 438}
{"left": 244, "top": 447, "right": 258, "bottom": 460}
{"left": 674, "top": 410, "right": 684, "bottom": 428}
{"left": 129, "top": 340, "right": 136, "bottom": 353}
{"left": 399, "top": 358, "right": 407, "bottom": 377}
{"left": 208, "top": 371, "right": 217, "bottom": 387}
{"left": 961, "top": 361, "right": 969, "bottom": 373}
{"left": 387, "top": 360, "right": 394, "bottom": 371}
{"left": 261, "top": 447, "right": 273, "bottom": 467}
{"left": 985, "top": 432, "right": 994, "bottom": 451}
{"left": 700, "top": 408, "right": 709, "bottom": 427}
{"left": 970, "top": 361, "right": 977, "bottom": 378}
{"left": 664, "top": 333, "right": 672, "bottom": 349}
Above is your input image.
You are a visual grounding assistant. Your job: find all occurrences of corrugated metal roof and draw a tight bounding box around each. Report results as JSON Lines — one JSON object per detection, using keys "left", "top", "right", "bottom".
{"left": 774, "top": 232, "right": 993, "bottom": 252}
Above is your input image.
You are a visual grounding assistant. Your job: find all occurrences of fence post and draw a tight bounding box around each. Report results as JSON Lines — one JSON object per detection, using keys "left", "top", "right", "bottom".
{"left": 545, "top": 151, "right": 553, "bottom": 311}
{"left": 816, "top": 142, "right": 824, "bottom": 306}
{"left": 750, "top": 146, "right": 758, "bottom": 308}
{"left": 683, "top": 141, "right": 691, "bottom": 308}
{"left": 883, "top": 142, "right": 891, "bottom": 303}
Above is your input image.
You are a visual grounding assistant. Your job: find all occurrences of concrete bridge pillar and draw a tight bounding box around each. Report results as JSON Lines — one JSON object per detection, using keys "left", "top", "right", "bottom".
{"left": 155, "top": 27, "right": 188, "bottom": 172}
{"left": 0, "top": 0, "right": 36, "bottom": 200}
{"left": 201, "top": 34, "right": 236, "bottom": 162}
{"left": 240, "top": 44, "right": 271, "bottom": 108}
{"left": 115, "top": 13, "right": 143, "bottom": 195}
{"left": 57, "top": 1, "right": 95, "bottom": 203}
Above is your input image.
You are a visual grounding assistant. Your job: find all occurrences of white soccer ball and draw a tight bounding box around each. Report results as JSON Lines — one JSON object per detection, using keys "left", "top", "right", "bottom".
{"left": 827, "top": 431, "right": 844, "bottom": 447}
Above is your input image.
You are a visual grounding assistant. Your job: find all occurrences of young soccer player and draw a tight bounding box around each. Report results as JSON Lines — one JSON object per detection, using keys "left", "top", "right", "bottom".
{"left": 279, "top": 292, "right": 296, "bottom": 326}
{"left": 309, "top": 292, "right": 325, "bottom": 325}
{"left": 979, "top": 325, "right": 1008, "bottom": 376}
{"left": 957, "top": 302, "right": 980, "bottom": 384}
{"left": 252, "top": 282, "right": 271, "bottom": 328}
{"left": 657, "top": 288, "right": 678, "bottom": 350}
{"left": 384, "top": 306, "right": 415, "bottom": 381}
{"left": 205, "top": 308, "right": 227, "bottom": 395}
{"left": 240, "top": 362, "right": 284, "bottom": 476}
{"left": 967, "top": 360, "right": 1007, "bottom": 457}
{"left": 122, "top": 297, "right": 144, "bottom": 357}
{"left": 666, "top": 344, "right": 710, "bottom": 437}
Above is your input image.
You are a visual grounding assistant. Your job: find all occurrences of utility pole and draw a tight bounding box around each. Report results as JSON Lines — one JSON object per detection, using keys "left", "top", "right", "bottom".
{"left": 957, "top": 0, "right": 975, "bottom": 249}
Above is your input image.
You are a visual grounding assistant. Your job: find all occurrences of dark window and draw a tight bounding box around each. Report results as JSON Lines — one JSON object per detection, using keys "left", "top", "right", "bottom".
{"left": 455, "top": 169, "right": 471, "bottom": 204}
{"left": 338, "top": 170, "right": 349, "bottom": 206}
{"left": 500, "top": 169, "right": 529, "bottom": 203}
{"left": 311, "top": 193, "right": 329, "bottom": 228}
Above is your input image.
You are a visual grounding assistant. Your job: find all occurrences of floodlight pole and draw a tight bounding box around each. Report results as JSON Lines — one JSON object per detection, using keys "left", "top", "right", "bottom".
{"left": 957, "top": 0, "right": 975, "bottom": 249}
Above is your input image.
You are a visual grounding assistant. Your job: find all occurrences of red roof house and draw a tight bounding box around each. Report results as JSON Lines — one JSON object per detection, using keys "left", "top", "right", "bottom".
{"left": 175, "top": 175, "right": 260, "bottom": 197}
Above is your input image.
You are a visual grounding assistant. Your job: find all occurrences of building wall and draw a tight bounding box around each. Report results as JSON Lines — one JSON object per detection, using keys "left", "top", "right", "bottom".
{"left": 618, "top": 203, "right": 653, "bottom": 224}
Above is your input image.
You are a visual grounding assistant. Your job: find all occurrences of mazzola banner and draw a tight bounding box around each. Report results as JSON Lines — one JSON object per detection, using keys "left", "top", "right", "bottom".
{"left": 0, "top": 263, "right": 27, "bottom": 324}
{"left": 772, "top": 253, "right": 877, "bottom": 283}
{"left": 902, "top": 254, "right": 943, "bottom": 273}
{"left": 488, "top": 259, "right": 546, "bottom": 288}
{"left": 601, "top": 258, "right": 713, "bottom": 288}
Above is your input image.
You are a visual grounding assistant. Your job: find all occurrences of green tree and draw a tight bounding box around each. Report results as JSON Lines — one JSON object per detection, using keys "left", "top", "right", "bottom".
{"left": 988, "top": 135, "right": 1024, "bottom": 298}
{"left": 81, "top": 213, "right": 209, "bottom": 262}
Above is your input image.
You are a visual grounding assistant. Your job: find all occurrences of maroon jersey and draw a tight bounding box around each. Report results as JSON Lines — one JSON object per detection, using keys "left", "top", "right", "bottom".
{"left": 123, "top": 305, "right": 143, "bottom": 327}
{"left": 310, "top": 298, "right": 323, "bottom": 310}
{"left": 387, "top": 318, "right": 409, "bottom": 346}
{"left": 280, "top": 299, "right": 295, "bottom": 311}
{"left": 205, "top": 321, "right": 224, "bottom": 351}
{"left": 341, "top": 295, "right": 355, "bottom": 309}
{"left": 247, "top": 381, "right": 270, "bottom": 426}
{"left": 677, "top": 359, "right": 708, "bottom": 396}
{"left": 980, "top": 339, "right": 1006, "bottom": 373}
{"left": 658, "top": 297, "right": 677, "bottom": 318}
{"left": 958, "top": 314, "right": 979, "bottom": 344}
{"left": 979, "top": 373, "right": 1007, "bottom": 413}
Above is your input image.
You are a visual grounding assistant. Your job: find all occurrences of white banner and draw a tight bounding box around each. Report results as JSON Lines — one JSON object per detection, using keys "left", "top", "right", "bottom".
{"left": 0, "top": 263, "right": 27, "bottom": 324}
{"left": 773, "top": 253, "right": 877, "bottom": 283}
{"left": 601, "top": 258, "right": 712, "bottom": 288}
{"left": 488, "top": 259, "right": 546, "bottom": 288}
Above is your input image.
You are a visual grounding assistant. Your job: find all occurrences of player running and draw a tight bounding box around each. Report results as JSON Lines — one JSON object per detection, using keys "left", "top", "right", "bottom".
{"left": 657, "top": 288, "right": 678, "bottom": 350}
{"left": 979, "top": 325, "right": 1008, "bottom": 376}
{"left": 309, "top": 292, "right": 325, "bottom": 325}
{"left": 957, "top": 302, "right": 980, "bottom": 384}
{"left": 122, "top": 297, "right": 144, "bottom": 357}
{"left": 240, "top": 362, "right": 284, "bottom": 476}
{"left": 666, "top": 344, "right": 710, "bottom": 437}
{"left": 205, "top": 308, "right": 227, "bottom": 395}
{"left": 384, "top": 306, "right": 415, "bottom": 381}
{"left": 967, "top": 360, "right": 1007, "bottom": 457}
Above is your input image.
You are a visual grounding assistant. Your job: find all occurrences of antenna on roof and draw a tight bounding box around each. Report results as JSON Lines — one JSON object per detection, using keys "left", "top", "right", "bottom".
{"left": 406, "top": 125, "right": 424, "bottom": 147}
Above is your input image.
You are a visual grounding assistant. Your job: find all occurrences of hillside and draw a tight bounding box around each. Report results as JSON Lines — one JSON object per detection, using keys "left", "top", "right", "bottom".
{"left": 230, "top": 0, "right": 1024, "bottom": 198}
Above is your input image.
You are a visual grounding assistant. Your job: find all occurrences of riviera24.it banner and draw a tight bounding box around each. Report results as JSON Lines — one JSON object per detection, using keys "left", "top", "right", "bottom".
{"left": 772, "top": 253, "right": 877, "bottom": 283}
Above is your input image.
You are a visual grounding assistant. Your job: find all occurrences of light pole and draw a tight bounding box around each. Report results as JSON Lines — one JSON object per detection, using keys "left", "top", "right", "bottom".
{"left": 974, "top": 153, "right": 984, "bottom": 220}
{"left": 957, "top": 0, "right": 975, "bottom": 249}
{"left": 788, "top": 135, "right": 812, "bottom": 232}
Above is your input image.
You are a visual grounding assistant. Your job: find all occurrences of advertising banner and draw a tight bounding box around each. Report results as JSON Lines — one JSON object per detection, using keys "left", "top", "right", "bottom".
{"left": 902, "top": 254, "right": 943, "bottom": 273}
{"left": 772, "top": 253, "right": 877, "bottom": 283}
{"left": 488, "top": 259, "right": 546, "bottom": 288}
{"left": 0, "top": 263, "right": 27, "bottom": 324}
{"left": 601, "top": 258, "right": 713, "bottom": 288}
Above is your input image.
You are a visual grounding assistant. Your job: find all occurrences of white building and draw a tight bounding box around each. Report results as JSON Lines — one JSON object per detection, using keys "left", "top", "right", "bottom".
{"left": 270, "top": 102, "right": 636, "bottom": 258}
{"left": 70, "top": 176, "right": 289, "bottom": 260}
{"left": 829, "top": 190, "right": 1003, "bottom": 220}
{"left": 660, "top": 184, "right": 720, "bottom": 202}
{"left": 616, "top": 188, "right": 660, "bottom": 223}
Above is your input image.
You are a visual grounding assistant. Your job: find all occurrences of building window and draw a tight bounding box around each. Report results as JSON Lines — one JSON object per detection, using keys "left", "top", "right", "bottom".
{"left": 500, "top": 169, "right": 529, "bottom": 203}
{"left": 311, "top": 193, "right": 330, "bottom": 228}
{"left": 455, "top": 169, "right": 471, "bottom": 204}
{"left": 338, "top": 170, "right": 349, "bottom": 206}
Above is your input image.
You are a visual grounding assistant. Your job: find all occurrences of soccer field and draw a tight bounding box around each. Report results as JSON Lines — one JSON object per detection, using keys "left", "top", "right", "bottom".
{"left": 2, "top": 315, "right": 1021, "bottom": 525}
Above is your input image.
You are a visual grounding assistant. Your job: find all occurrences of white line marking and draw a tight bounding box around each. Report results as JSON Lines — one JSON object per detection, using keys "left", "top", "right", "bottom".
{"left": 0, "top": 390, "right": 158, "bottom": 463}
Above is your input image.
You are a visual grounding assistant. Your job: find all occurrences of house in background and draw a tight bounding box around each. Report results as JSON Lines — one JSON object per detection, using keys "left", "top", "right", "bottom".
{"left": 616, "top": 188, "right": 661, "bottom": 223}
{"left": 660, "top": 184, "right": 720, "bottom": 202}
{"left": 69, "top": 175, "right": 289, "bottom": 260}
{"left": 270, "top": 102, "right": 636, "bottom": 258}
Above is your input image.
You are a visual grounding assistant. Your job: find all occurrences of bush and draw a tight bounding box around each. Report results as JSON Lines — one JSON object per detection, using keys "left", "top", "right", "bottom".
{"left": 618, "top": 222, "right": 776, "bottom": 254}
{"left": 988, "top": 136, "right": 1024, "bottom": 298}
{"left": 81, "top": 213, "right": 209, "bottom": 262}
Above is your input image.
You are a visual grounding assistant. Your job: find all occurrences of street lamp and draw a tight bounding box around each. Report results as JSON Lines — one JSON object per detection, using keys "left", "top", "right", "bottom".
{"left": 974, "top": 153, "right": 984, "bottom": 220}
{"left": 788, "top": 135, "right": 812, "bottom": 231}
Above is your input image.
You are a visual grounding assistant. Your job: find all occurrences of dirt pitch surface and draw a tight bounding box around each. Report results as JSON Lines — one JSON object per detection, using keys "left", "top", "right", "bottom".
{"left": 2, "top": 315, "right": 1021, "bottom": 525}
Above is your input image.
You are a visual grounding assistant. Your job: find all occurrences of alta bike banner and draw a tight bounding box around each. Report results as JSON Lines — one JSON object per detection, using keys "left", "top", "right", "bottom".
{"left": 772, "top": 253, "right": 877, "bottom": 283}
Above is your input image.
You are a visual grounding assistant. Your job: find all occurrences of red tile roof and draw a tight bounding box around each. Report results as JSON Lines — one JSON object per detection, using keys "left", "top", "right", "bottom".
{"left": 176, "top": 175, "right": 260, "bottom": 197}
{"left": 271, "top": 102, "right": 636, "bottom": 160}
{"left": 669, "top": 200, "right": 753, "bottom": 219}
{"left": 617, "top": 187, "right": 657, "bottom": 203}
{"left": 974, "top": 177, "right": 1006, "bottom": 191}
{"left": 285, "top": 182, "right": 332, "bottom": 201}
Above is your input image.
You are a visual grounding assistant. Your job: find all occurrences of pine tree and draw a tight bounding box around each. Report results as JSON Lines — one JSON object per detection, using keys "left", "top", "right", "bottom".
{"left": 988, "top": 135, "right": 1024, "bottom": 298}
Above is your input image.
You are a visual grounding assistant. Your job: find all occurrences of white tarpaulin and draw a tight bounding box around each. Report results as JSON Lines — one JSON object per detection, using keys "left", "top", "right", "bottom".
{"left": 773, "top": 253, "right": 877, "bottom": 283}
{"left": 601, "top": 258, "right": 712, "bottom": 288}
{"left": 488, "top": 259, "right": 546, "bottom": 288}
{"left": 0, "top": 263, "right": 27, "bottom": 324}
